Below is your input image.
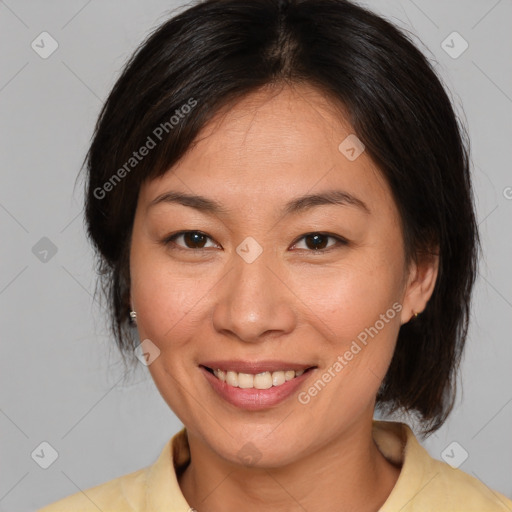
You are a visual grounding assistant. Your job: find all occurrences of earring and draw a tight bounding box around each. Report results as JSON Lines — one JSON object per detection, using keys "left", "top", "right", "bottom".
{"left": 129, "top": 310, "right": 137, "bottom": 325}
{"left": 413, "top": 310, "right": 420, "bottom": 318}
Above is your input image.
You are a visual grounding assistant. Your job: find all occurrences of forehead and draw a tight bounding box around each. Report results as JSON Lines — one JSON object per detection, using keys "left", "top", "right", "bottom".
{"left": 139, "top": 84, "right": 394, "bottom": 219}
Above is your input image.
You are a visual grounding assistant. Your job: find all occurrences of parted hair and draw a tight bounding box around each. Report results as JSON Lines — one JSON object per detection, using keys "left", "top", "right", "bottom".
{"left": 83, "top": 0, "right": 479, "bottom": 434}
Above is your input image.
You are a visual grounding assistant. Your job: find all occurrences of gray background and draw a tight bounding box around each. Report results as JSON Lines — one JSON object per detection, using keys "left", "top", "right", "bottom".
{"left": 0, "top": 1, "right": 511, "bottom": 510}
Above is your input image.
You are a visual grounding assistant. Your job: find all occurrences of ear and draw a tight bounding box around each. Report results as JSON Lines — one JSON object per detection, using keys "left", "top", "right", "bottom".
{"left": 400, "top": 250, "right": 439, "bottom": 325}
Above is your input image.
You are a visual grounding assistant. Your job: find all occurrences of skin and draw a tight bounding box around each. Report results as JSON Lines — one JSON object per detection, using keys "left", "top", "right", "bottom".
{"left": 129, "top": 83, "right": 439, "bottom": 512}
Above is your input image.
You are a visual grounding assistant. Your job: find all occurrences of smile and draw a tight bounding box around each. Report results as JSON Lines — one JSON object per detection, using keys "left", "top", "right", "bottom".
{"left": 200, "top": 364, "right": 316, "bottom": 410}
{"left": 208, "top": 368, "right": 306, "bottom": 389}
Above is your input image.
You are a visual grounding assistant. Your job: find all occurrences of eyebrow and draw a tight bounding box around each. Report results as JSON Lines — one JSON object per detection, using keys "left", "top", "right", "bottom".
{"left": 148, "top": 189, "right": 371, "bottom": 216}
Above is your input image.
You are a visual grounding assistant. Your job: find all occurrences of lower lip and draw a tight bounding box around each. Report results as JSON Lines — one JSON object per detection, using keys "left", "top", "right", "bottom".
{"left": 200, "top": 366, "right": 314, "bottom": 410}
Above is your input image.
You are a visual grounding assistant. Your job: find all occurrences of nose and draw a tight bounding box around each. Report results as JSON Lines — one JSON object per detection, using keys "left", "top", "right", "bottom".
{"left": 212, "top": 246, "right": 297, "bottom": 344}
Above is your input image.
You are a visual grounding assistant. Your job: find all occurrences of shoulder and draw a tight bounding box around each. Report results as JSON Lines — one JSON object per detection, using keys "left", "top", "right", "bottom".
{"left": 37, "top": 466, "right": 149, "bottom": 511}
{"left": 37, "top": 432, "right": 187, "bottom": 512}
{"left": 374, "top": 421, "right": 512, "bottom": 511}
{"left": 420, "top": 457, "right": 512, "bottom": 511}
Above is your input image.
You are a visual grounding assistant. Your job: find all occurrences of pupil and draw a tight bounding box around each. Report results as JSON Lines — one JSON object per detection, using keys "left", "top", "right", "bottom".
{"left": 307, "top": 234, "right": 327, "bottom": 250}
{"left": 185, "top": 232, "right": 206, "bottom": 248}
{"left": 183, "top": 233, "right": 328, "bottom": 250}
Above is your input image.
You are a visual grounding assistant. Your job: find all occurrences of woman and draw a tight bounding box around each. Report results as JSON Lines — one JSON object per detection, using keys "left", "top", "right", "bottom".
{"left": 39, "top": 0, "right": 512, "bottom": 510}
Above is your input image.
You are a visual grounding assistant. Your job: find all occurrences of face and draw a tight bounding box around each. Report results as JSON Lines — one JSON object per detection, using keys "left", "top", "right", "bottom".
{"left": 129, "top": 84, "right": 423, "bottom": 467}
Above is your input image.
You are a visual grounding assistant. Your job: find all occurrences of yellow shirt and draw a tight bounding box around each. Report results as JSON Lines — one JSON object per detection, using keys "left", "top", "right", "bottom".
{"left": 38, "top": 420, "right": 512, "bottom": 511}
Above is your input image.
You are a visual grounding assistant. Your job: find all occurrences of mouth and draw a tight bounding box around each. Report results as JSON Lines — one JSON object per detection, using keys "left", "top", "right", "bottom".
{"left": 201, "top": 366, "right": 315, "bottom": 389}
{"left": 199, "top": 361, "right": 317, "bottom": 410}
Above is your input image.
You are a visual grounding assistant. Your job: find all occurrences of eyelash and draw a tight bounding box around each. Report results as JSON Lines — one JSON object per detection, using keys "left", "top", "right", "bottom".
{"left": 161, "top": 231, "right": 348, "bottom": 253}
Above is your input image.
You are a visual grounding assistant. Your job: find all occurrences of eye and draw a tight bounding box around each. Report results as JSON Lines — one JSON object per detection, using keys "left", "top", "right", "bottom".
{"left": 163, "top": 231, "right": 219, "bottom": 250}
{"left": 162, "top": 230, "right": 348, "bottom": 253}
{"left": 291, "top": 232, "right": 348, "bottom": 252}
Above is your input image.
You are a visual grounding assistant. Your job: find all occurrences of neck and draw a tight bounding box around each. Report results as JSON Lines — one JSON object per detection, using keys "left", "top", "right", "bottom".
{"left": 178, "top": 418, "right": 401, "bottom": 512}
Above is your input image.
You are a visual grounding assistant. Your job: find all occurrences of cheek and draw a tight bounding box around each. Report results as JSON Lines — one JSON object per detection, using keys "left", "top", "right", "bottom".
{"left": 297, "top": 257, "right": 401, "bottom": 332}
{"left": 129, "top": 242, "right": 209, "bottom": 346}
{"left": 296, "top": 257, "right": 403, "bottom": 381}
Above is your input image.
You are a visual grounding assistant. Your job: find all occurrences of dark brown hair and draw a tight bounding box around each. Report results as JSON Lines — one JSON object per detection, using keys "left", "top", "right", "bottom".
{"left": 82, "top": 0, "right": 479, "bottom": 434}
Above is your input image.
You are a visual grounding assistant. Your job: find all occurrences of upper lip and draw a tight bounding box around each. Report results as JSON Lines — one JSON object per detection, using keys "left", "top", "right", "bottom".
{"left": 200, "top": 360, "right": 316, "bottom": 374}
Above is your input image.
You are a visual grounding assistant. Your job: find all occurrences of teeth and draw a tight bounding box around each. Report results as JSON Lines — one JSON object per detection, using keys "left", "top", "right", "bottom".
{"left": 238, "top": 372, "right": 254, "bottom": 389}
{"left": 225, "top": 371, "right": 238, "bottom": 387}
{"left": 212, "top": 369, "right": 307, "bottom": 388}
{"left": 285, "top": 370, "right": 295, "bottom": 381}
{"left": 272, "top": 371, "right": 285, "bottom": 386}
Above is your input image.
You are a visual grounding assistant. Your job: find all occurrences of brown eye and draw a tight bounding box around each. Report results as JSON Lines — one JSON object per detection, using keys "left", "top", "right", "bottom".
{"left": 292, "top": 233, "right": 348, "bottom": 252}
{"left": 165, "top": 231, "right": 217, "bottom": 250}
{"left": 182, "top": 232, "right": 208, "bottom": 248}
{"left": 305, "top": 234, "right": 330, "bottom": 250}
{"left": 163, "top": 231, "right": 347, "bottom": 253}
